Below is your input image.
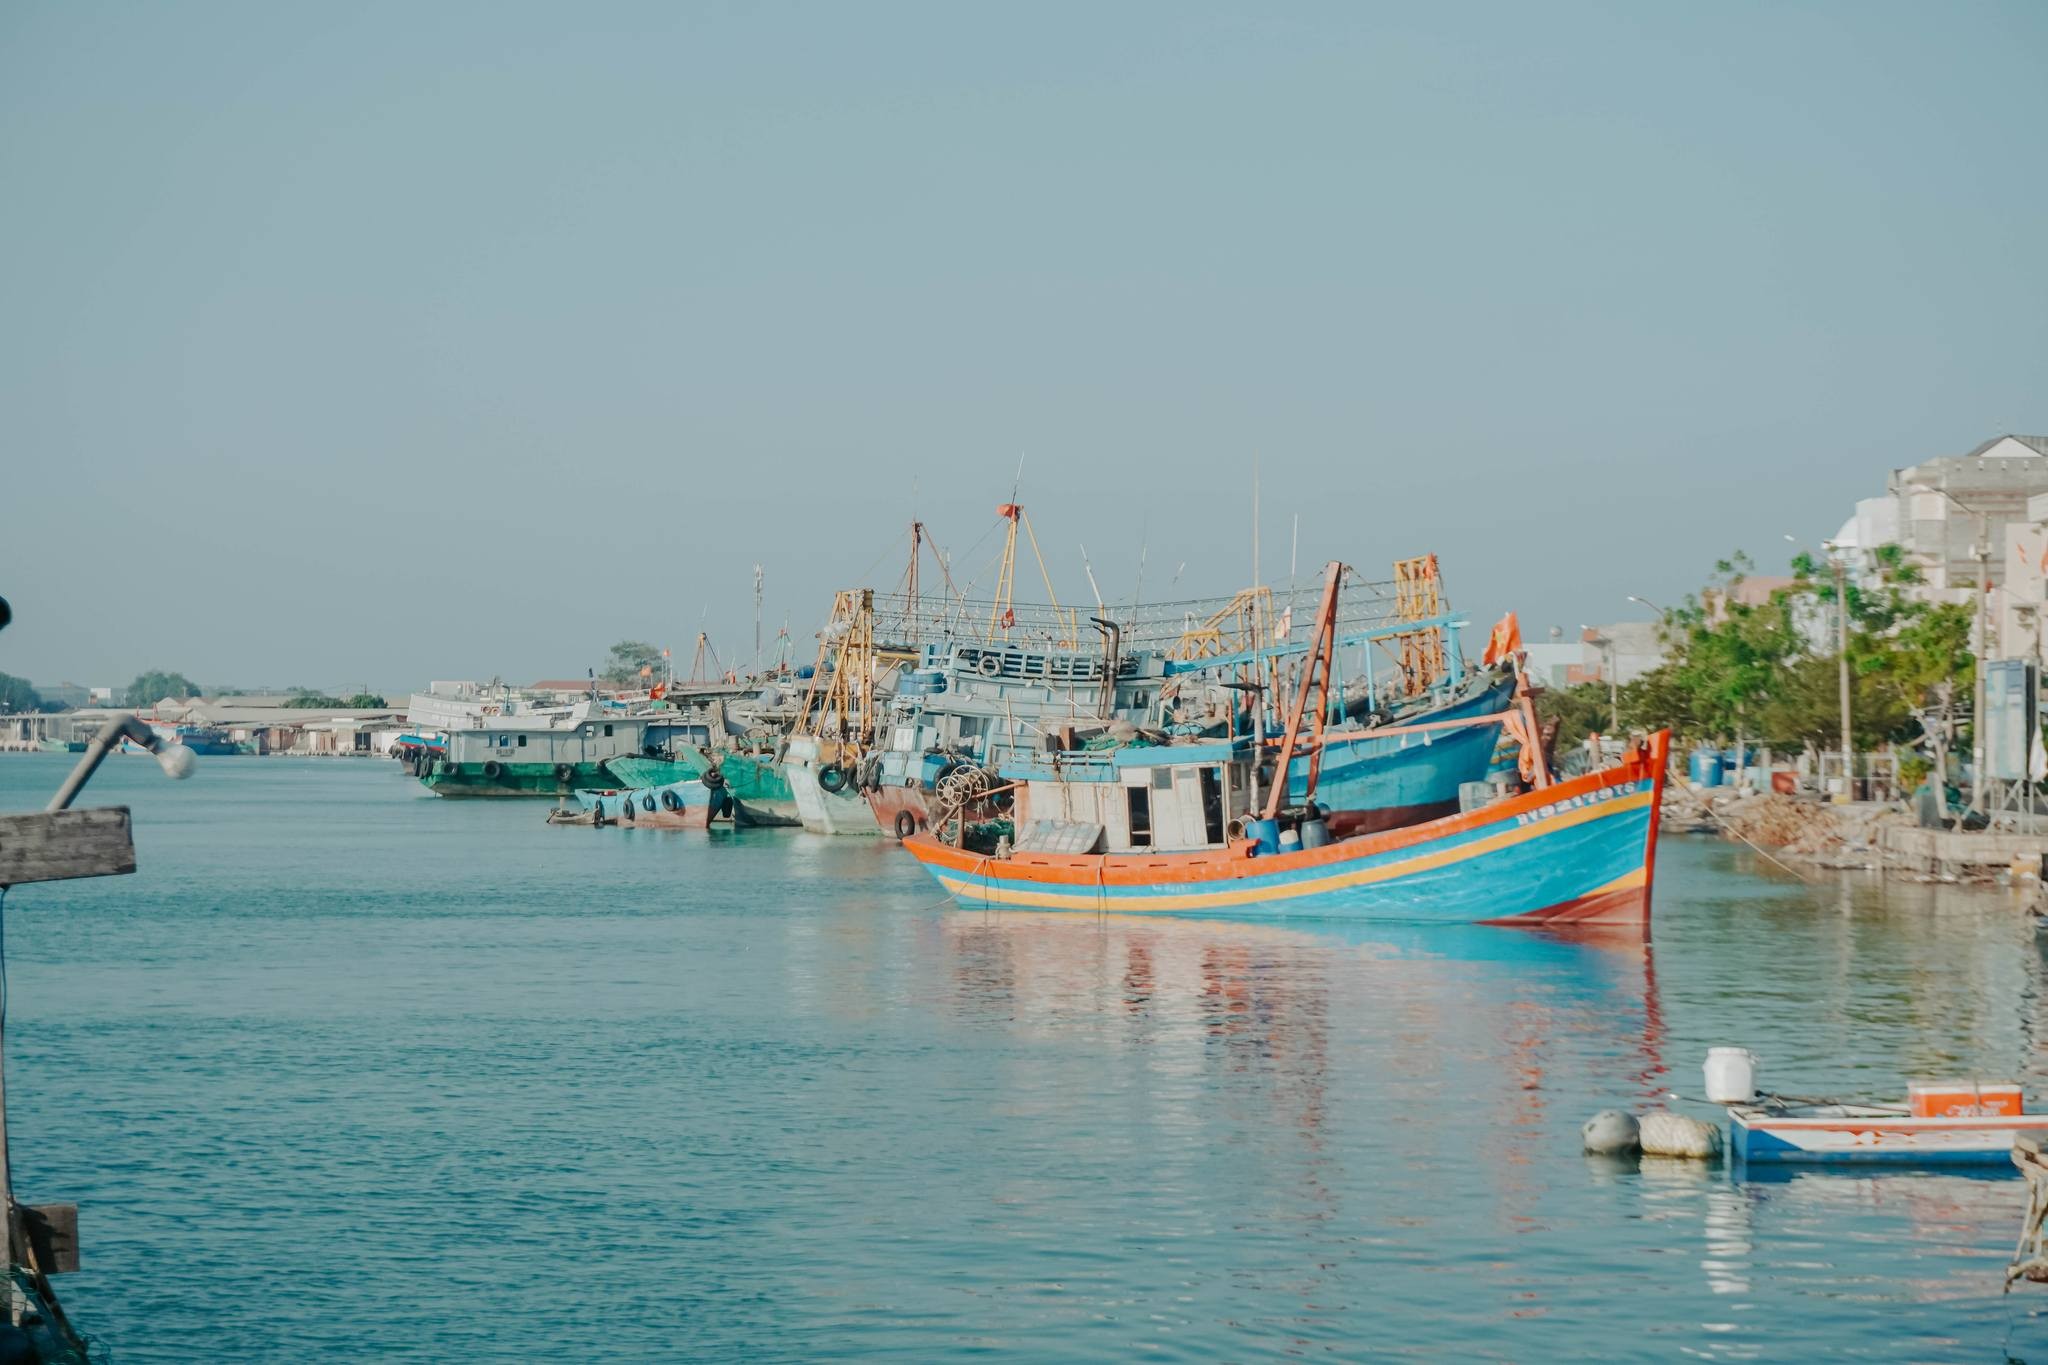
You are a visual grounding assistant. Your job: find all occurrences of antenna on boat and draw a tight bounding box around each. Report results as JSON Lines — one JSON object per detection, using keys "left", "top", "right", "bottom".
{"left": 1079, "top": 542, "right": 1104, "bottom": 614}
{"left": 753, "top": 564, "right": 764, "bottom": 666}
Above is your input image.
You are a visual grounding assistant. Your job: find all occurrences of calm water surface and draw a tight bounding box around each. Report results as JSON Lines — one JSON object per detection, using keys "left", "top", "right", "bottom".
{"left": 4, "top": 754, "right": 2048, "bottom": 1360}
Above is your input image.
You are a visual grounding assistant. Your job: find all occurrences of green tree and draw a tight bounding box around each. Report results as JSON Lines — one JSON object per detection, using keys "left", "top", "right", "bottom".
{"left": 125, "top": 670, "right": 198, "bottom": 706}
{"left": 1616, "top": 544, "right": 1974, "bottom": 757}
{"left": 602, "top": 639, "right": 662, "bottom": 685}
{"left": 0, "top": 673, "right": 43, "bottom": 713}
{"left": 1535, "top": 682, "right": 1614, "bottom": 752}
{"left": 343, "top": 693, "right": 387, "bottom": 708}
{"left": 283, "top": 692, "right": 347, "bottom": 709}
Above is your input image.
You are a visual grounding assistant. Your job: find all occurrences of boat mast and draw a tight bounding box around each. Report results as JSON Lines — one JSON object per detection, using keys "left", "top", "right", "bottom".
{"left": 1263, "top": 560, "right": 1344, "bottom": 822}
{"left": 907, "top": 521, "right": 922, "bottom": 650}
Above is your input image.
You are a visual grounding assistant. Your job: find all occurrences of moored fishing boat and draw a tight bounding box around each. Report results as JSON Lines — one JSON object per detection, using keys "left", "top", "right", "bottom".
{"left": 566, "top": 777, "right": 731, "bottom": 829}
{"left": 901, "top": 562, "right": 1667, "bottom": 929}
{"left": 605, "top": 750, "right": 801, "bottom": 826}
{"left": 904, "top": 731, "right": 1666, "bottom": 925}
{"left": 783, "top": 589, "right": 891, "bottom": 835}
{"left": 424, "top": 704, "right": 700, "bottom": 798}
{"left": 1294, "top": 669, "right": 1517, "bottom": 835}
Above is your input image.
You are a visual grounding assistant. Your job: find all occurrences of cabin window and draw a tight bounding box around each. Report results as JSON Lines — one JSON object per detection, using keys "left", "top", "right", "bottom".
{"left": 1200, "top": 767, "right": 1224, "bottom": 844}
{"left": 1127, "top": 787, "right": 1152, "bottom": 848}
{"left": 1151, "top": 768, "right": 1173, "bottom": 791}
{"left": 604, "top": 724, "right": 614, "bottom": 737}
{"left": 517, "top": 735, "right": 527, "bottom": 747}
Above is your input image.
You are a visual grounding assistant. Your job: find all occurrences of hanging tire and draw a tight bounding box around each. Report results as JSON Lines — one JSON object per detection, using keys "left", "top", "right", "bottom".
{"left": 438, "top": 759, "right": 460, "bottom": 776}
{"left": 818, "top": 764, "right": 848, "bottom": 794}
{"left": 482, "top": 761, "right": 503, "bottom": 780}
{"left": 554, "top": 763, "right": 575, "bottom": 783}
{"left": 893, "top": 809, "right": 918, "bottom": 839}
{"left": 640, "top": 793, "right": 657, "bottom": 812}
{"left": 701, "top": 768, "right": 726, "bottom": 790}
{"left": 660, "top": 789, "right": 684, "bottom": 812}
{"left": 620, "top": 798, "right": 635, "bottom": 821}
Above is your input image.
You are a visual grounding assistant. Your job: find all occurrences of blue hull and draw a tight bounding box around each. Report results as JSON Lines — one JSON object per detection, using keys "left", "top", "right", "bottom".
{"left": 908, "top": 735, "right": 1666, "bottom": 928}
{"left": 1287, "top": 676, "right": 1516, "bottom": 819}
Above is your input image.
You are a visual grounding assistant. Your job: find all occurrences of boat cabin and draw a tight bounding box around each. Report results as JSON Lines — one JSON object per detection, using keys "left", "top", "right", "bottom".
{"left": 442, "top": 707, "right": 709, "bottom": 767}
{"left": 881, "top": 641, "right": 1170, "bottom": 784}
{"left": 999, "top": 739, "right": 1258, "bottom": 855}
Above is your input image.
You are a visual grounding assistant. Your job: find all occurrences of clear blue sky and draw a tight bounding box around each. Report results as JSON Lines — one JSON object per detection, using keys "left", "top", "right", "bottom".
{"left": 5, "top": 1, "right": 2043, "bottom": 692}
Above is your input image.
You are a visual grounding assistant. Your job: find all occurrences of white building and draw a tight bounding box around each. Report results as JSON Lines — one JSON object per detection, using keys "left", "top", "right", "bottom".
{"left": 1835, "top": 435, "right": 2048, "bottom": 600}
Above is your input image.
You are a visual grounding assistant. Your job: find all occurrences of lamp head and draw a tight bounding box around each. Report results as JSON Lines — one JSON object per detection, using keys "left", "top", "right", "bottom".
{"left": 155, "top": 741, "right": 196, "bottom": 780}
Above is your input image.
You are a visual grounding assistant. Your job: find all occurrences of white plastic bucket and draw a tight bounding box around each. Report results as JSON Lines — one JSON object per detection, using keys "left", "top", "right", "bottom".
{"left": 1703, "top": 1047, "right": 1758, "bottom": 1104}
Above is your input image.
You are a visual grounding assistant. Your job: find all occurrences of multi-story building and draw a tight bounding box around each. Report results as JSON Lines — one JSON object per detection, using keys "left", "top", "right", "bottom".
{"left": 1834, "top": 434, "right": 2048, "bottom": 599}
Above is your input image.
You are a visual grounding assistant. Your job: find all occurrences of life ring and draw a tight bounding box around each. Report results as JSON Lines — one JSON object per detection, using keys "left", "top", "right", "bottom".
{"left": 482, "top": 760, "right": 503, "bottom": 780}
{"left": 818, "top": 764, "right": 849, "bottom": 794}
{"left": 640, "top": 793, "right": 657, "bottom": 812}
{"left": 660, "top": 789, "right": 685, "bottom": 812}
{"left": 976, "top": 653, "right": 1003, "bottom": 678}
{"left": 700, "top": 768, "right": 726, "bottom": 790}
{"left": 893, "top": 809, "right": 918, "bottom": 839}
{"left": 554, "top": 763, "right": 575, "bottom": 782}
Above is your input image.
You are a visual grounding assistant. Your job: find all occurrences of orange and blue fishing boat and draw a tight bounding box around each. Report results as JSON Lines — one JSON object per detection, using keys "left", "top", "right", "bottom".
{"left": 901, "top": 562, "right": 1668, "bottom": 930}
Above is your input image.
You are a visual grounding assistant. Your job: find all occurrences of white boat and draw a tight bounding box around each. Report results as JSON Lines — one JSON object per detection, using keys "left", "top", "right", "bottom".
{"left": 1731, "top": 1101, "right": 2048, "bottom": 1167}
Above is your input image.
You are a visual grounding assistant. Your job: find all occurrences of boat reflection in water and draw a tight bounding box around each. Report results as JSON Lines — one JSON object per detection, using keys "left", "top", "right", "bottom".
{"left": 932, "top": 909, "right": 1667, "bottom": 1258}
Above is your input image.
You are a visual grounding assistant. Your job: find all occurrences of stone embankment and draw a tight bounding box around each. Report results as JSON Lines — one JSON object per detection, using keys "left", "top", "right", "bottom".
{"left": 1664, "top": 783, "right": 1906, "bottom": 869}
{"left": 1665, "top": 778, "right": 2048, "bottom": 885}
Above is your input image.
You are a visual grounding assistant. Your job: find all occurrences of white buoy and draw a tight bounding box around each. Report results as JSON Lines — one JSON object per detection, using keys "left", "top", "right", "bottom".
{"left": 1703, "top": 1047, "right": 1758, "bottom": 1104}
{"left": 1639, "top": 1111, "right": 1722, "bottom": 1159}
{"left": 1582, "top": 1109, "right": 1640, "bottom": 1155}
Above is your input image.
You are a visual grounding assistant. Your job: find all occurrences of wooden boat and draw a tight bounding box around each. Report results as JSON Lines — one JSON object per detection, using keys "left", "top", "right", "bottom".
{"left": 1295, "top": 671, "right": 1517, "bottom": 835}
{"left": 1730, "top": 1102, "right": 2048, "bottom": 1167}
{"left": 902, "top": 562, "right": 1666, "bottom": 928}
{"left": 570, "top": 778, "right": 731, "bottom": 829}
{"left": 605, "top": 751, "right": 801, "bottom": 825}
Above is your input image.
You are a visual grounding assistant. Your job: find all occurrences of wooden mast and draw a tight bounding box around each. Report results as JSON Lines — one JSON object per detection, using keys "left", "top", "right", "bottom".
{"left": 1262, "top": 561, "right": 1344, "bottom": 822}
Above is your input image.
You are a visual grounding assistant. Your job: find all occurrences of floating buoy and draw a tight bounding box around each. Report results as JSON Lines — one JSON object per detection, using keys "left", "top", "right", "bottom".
{"left": 1638, "top": 1111, "right": 1722, "bottom": 1159}
{"left": 1582, "top": 1109, "right": 1640, "bottom": 1155}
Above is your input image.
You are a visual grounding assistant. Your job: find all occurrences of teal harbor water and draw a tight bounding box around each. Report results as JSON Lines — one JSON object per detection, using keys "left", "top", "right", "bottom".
{"left": 5, "top": 754, "right": 2048, "bottom": 1359}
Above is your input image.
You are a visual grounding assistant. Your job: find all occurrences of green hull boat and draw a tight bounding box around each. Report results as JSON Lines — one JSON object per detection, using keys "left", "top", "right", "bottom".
{"left": 605, "top": 752, "right": 801, "bottom": 825}
{"left": 422, "top": 761, "right": 613, "bottom": 798}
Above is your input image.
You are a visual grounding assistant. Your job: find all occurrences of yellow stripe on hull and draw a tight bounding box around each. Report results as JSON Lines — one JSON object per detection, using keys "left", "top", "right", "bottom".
{"left": 932, "top": 789, "right": 1653, "bottom": 913}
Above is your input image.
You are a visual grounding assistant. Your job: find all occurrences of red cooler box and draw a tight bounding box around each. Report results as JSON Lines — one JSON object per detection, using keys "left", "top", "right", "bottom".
{"left": 1908, "top": 1081, "right": 2023, "bottom": 1118}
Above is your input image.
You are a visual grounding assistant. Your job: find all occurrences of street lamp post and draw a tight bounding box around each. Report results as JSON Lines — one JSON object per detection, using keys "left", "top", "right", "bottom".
{"left": 1830, "top": 543, "right": 1853, "bottom": 802}
{"left": 1585, "top": 629, "right": 1617, "bottom": 732}
{"left": 1902, "top": 485, "right": 1994, "bottom": 811}
{"left": 1788, "top": 533, "right": 1854, "bottom": 799}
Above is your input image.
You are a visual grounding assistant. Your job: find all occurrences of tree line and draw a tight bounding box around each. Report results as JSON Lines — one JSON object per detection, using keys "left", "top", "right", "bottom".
{"left": 1537, "top": 546, "right": 1975, "bottom": 764}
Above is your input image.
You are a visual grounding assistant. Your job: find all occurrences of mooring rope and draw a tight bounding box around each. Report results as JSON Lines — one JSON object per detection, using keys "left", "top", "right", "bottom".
{"left": 1664, "top": 760, "right": 1821, "bottom": 885}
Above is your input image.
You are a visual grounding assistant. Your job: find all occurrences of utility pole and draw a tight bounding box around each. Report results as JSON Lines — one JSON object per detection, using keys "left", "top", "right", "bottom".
{"left": 1973, "top": 512, "right": 1991, "bottom": 813}
{"left": 1608, "top": 642, "right": 1619, "bottom": 732}
{"left": 1833, "top": 548, "right": 1853, "bottom": 802}
{"left": 753, "top": 564, "right": 764, "bottom": 664}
